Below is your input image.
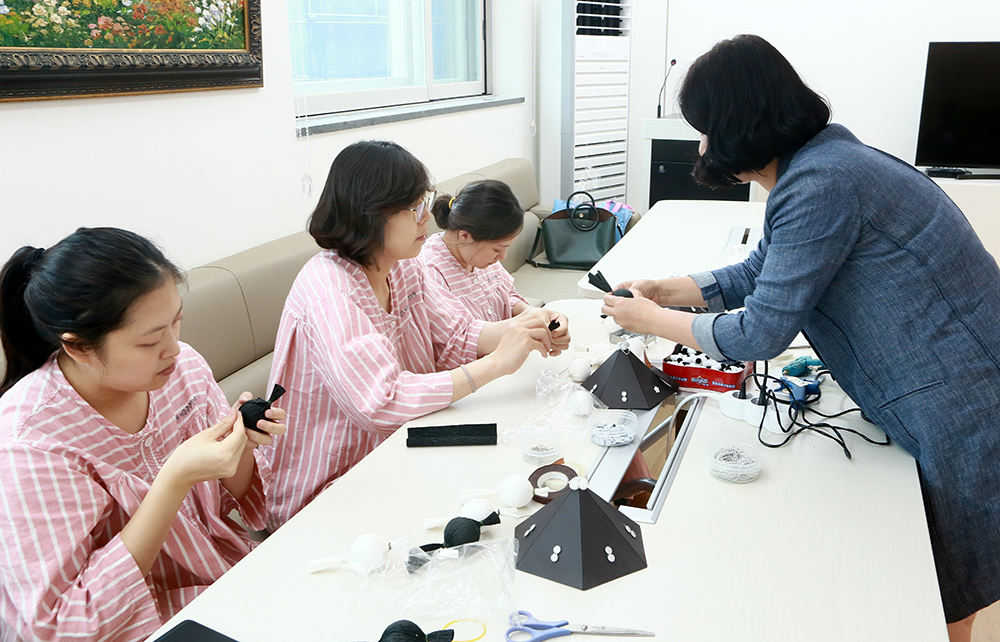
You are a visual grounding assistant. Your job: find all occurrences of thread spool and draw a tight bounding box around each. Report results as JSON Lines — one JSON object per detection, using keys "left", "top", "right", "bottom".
{"left": 528, "top": 464, "right": 578, "bottom": 504}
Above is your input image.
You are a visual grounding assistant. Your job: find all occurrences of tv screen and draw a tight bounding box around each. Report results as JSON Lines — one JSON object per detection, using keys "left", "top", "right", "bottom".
{"left": 915, "top": 42, "right": 1000, "bottom": 169}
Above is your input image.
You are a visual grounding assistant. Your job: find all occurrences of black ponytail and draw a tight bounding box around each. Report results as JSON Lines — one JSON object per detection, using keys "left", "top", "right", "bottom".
{"left": 431, "top": 180, "right": 523, "bottom": 242}
{"left": 0, "top": 228, "right": 183, "bottom": 396}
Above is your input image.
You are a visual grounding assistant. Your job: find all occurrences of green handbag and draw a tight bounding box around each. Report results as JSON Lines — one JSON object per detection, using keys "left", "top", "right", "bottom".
{"left": 528, "top": 191, "right": 616, "bottom": 270}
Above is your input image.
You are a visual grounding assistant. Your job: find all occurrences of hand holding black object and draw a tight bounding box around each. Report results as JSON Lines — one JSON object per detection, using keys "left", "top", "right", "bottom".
{"left": 239, "top": 384, "right": 286, "bottom": 434}
{"left": 611, "top": 288, "right": 634, "bottom": 298}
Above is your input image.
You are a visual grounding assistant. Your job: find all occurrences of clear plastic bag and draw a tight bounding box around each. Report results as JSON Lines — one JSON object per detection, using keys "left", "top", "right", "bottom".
{"left": 357, "top": 538, "right": 517, "bottom": 625}
{"left": 500, "top": 371, "right": 606, "bottom": 444}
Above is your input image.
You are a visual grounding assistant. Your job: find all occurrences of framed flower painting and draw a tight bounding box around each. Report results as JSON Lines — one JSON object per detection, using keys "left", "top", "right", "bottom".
{"left": 0, "top": 0, "right": 261, "bottom": 101}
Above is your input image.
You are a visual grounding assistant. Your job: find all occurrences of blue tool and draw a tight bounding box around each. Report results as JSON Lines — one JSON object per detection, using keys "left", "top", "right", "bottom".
{"left": 505, "top": 610, "right": 654, "bottom": 641}
{"left": 781, "top": 356, "right": 823, "bottom": 377}
{"left": 779, "top": 375, "right": 822, "bottom": 403}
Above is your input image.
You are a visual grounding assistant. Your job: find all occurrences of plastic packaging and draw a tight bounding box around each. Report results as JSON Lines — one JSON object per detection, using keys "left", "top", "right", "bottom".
{"left": 588, "top": 409, "right": 638, "bottom": 446}
{"left": 500, "top": 371, "right": 606, "bottom": 444}
{"left": 355, "top": 538, "right": 517, "bottom": 625}
{"left": 521, "top": 438, "right": 561, "bottom": 465}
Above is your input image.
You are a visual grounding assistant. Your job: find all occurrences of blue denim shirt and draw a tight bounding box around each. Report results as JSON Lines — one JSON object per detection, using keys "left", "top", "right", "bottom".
{"left": 691, "top": 124, "right": 1000, "bottom": 620}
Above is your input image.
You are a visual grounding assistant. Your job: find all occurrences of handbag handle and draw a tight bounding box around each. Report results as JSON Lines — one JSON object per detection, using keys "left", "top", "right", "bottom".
{"left": 570, "top": 202, "right": 600, "bottom": 232}
{"left": 566, "top": 190, "right": 598, "bottom": 232}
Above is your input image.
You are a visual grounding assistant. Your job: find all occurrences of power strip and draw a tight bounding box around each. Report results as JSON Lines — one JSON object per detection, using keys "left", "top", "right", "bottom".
{"left": 718, "top": 389, "right": 785, "bottom": 434}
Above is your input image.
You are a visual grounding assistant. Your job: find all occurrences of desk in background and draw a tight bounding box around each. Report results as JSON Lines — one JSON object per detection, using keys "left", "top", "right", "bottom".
{"left": 150, "top": 299, "right": 947, "bottom": 642}
{"left": 578, "top": 199, "right": 766, "bottom": 298}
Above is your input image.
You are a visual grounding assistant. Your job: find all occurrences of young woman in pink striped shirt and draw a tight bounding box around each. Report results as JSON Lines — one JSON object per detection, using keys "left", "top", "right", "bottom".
{"left": 0, "top": 228, "right": 286, "bottom": 642}
{"left": 265, "top": 141, "right": 569, "bottom": 530}
{"left": 416, "top": 179, "right": 532, "bottom": 323}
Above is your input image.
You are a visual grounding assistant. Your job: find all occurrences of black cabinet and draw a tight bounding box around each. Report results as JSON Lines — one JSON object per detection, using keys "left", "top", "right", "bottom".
{"left": 649, "top": 139, "right": 750, "bottom": 208}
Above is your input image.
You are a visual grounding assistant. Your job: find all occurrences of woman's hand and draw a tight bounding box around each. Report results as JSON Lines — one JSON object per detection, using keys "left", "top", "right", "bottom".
{"left": 233, "top": 392, "right": 288, "bottom": 449}
{"left": 490, "top": 311, "right": 554, "bottom": 375}
{"left": 615, "top": 279, "right": 669, "bottom": 305}
{"left": 602, "top": 291, "right": 665, "bottom": 336}
{"left": 159, "top": 405, "right": 249, "bottom": 490}
{"left": 544, "top": 311, "right": 571, "bottom": 356}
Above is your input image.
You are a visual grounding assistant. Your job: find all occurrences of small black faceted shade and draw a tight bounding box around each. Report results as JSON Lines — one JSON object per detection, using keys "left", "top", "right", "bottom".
{"left": 515, "top": 485, "right": 646, "bottom": 590}
{"left": 583, "top": 348, "right": 674, "bottom": 410}
{"left": 239, "top": 384, "right": 286, "bottom": 433}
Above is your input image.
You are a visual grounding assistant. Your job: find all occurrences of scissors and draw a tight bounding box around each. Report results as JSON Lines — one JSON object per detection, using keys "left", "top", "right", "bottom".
{"left": 505, "top": 610, "right": 654, "bottom": 641}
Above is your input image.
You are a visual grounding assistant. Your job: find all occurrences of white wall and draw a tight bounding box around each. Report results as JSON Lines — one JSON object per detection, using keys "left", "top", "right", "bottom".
{"left": 661, "top": 0, "right": 1000, "bottom": 164}
{"left": 625, "top": 1, "right": 669, "bottom": 214}
{"left": 0, "top": 0, "right": 536, "bottom": 271}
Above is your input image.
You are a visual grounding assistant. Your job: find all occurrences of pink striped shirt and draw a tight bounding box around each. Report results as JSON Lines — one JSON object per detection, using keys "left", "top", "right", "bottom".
{"left": 416, "top": 233, "right": 528, "bottom": 322}
{"left": 0, "top": 344, "right": 268, "bottom": 642}
{"left": 264, "top": 250, "right": 485, "bottom": 530}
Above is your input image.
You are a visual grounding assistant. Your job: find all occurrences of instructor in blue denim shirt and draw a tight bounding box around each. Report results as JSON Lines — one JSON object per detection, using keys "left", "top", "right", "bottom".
{"left": 603, "top": 35, "right": 1000, "bottom": 642}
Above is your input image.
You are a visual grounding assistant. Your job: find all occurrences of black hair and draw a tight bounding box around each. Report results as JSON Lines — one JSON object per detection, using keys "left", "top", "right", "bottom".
{"left": 0, "top": 227, "right": 183, "bottom": 396}
{"left": 678, "top": 34, "right": 831, "bottom": 188}
{"left": 308, "top": 140, "right": 431, "bottom": 267}
{"left": 431, "top": 179, "right": 524, "bottom": 242}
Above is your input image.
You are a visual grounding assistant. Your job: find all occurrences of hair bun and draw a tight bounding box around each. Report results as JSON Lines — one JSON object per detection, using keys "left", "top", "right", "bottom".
{"left": 24, "top": 248, "right": 45, "bottom": 274}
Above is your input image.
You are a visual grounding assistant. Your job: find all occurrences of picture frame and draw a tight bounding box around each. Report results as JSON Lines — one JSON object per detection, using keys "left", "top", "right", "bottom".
{"left": 0, "top": 0, "right": 262, "bottom": 102}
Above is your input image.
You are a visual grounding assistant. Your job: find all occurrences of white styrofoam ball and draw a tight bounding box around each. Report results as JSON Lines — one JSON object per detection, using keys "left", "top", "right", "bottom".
{"left": 347, "top": 533, "right": 389, "bottom": 573}
{"left": 498, "top": 475, "right": 534, "bottom": 508}
{"left": 460, "top": 498, "right": 498, "bottom": 523}
{"left": 625, "top": 337, "right": 645, "bottom": 359}
{"left": 567, "top": 390, "right": 595, "bottom": 416}
{"left": 603, "top": 316, "right": 622, "bottom": 332}
{"left": 568, "top": 357, "right": 592, "bottom": 383}
{"left": 587, "top": 342, "right": 614, "bottom": 363}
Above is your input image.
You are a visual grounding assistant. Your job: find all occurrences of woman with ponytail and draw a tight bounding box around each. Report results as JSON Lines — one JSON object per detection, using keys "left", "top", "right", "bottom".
{"left": 416, "top": 179, "right": 532, "bottom": 322}
{"left": 0, "top": 228, "right": 286, "bottom": 642}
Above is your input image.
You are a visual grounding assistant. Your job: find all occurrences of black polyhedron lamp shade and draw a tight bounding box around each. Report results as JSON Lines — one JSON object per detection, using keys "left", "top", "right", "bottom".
{"left": 582, "top": 347, "right": 674, "bottom": 410}
{"left": 514, "top": 483, "right": 646, "bottom": 590}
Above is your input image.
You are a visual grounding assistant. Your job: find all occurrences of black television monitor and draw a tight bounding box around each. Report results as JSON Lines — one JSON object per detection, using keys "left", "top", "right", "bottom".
{"left": 915, "top": 42, "right": 1000, "bottom": 171}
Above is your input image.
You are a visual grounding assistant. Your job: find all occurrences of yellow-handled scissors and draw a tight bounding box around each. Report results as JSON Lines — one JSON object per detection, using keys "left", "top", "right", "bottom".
{"left": 505, "top": 610, "right": 654, "bottom": 641}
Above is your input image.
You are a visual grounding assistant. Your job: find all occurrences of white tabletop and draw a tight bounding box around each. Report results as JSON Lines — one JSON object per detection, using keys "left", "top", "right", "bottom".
{"left": 149, "top": 299, "right": 947, "bottom": 642}
{"left": 578, "top": 199, "right": 767, "bottom": 298}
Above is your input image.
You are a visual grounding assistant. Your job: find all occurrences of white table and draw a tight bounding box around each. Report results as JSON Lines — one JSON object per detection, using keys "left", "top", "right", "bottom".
{"left": 149, "top": 299, "right": 947, "bottom": 642}
{"left": 578, "top": 199, "right": 766, "bottom": 298}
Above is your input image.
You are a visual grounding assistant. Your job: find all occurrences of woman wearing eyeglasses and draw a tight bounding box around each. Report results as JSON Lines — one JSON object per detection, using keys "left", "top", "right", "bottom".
{"left": 263, "top": 141, "right": 569, "bottom": 530}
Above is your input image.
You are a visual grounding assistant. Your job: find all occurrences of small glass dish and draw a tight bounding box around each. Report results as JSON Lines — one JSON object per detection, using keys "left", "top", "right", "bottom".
{"left": 587, "top": 410, "right": 638, "bottom": 447}
{"left": 707, "top": 442, "right": 762, "bottom": 484}
{"left": 522, "top": 438, "right": 561, "bottom": 465}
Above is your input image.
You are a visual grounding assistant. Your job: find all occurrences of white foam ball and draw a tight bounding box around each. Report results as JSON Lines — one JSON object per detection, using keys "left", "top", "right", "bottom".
{"left": 347, "top": 533, "right": 389, "bottom": 573}
{"left": 587, "top": 342, "right": 614, "bottom": 363}
{"left": 498, "top": 475, "right": 534, "bottom": 508}
{"left": 460, "top": 498, "right": 498, "bottom": 523}
{"left": 567, "top": 390, "right": 595, "bottom": 416}
{"left": 625, "top": 337, "right": 645, "bottom": 359}
{"left": 568, "top": 357, "right": 591, "bottom": 383}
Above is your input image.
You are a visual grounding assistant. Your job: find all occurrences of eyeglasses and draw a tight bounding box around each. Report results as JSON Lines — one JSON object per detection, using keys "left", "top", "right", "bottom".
{"left": 406, "top": 191, "right": 436, "bottom": 223}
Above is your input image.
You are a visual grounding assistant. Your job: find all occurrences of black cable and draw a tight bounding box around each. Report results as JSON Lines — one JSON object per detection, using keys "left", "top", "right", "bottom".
{"left": 750, "top": 372, "right": 887, "bottom": 459}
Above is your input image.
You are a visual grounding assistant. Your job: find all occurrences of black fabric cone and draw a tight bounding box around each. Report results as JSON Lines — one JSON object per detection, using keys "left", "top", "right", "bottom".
{"left": 582, "top": 347, "right": 673, "bottom": 410}
{"left": 515, "top": 487, "right": 646, "bottom": 590}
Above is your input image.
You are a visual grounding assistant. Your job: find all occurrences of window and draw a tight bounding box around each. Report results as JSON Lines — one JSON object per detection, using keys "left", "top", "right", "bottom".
{"left": 289, "top": 0, "right": 486, "bottom": 117}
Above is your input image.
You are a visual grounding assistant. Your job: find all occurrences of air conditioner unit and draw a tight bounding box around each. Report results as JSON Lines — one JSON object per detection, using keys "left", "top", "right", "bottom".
{"left": 538, "top": 0, "right": 631, "bottom": 208}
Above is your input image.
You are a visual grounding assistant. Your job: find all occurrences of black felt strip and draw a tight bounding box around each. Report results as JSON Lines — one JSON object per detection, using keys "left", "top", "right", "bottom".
{"left": 405, "top": 423, "right": 498, "bottom": 447}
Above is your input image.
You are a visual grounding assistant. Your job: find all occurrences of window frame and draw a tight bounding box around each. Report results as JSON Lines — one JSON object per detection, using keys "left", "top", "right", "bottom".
{"left": 291, "top": 0, "right": 489, "bottom": 118}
